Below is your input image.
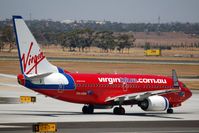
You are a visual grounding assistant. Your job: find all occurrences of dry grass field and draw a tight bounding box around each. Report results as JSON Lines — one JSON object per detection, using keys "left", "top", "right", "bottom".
{"left": 1, "top": 31, "right": 199, "bottom": 59}
{"left": 1, "top": 46, "right": 199, "bottom": 61}
{"left": 134, "top": 32, "right": 199, "bottom": 47}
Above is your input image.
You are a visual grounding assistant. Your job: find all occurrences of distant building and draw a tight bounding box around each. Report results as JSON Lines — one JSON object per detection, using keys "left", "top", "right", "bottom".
{"left": 61, "top": 19, "right": 75, "bottom": 24}
{"left": 61, "top": 19, "right": 108, "bottom": 25}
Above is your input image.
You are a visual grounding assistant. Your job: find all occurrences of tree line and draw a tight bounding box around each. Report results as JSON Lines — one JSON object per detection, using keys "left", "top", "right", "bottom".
{"left": 0, "top": 22, "right": 135, "bottom": 53}
{"left": 59, "top": 29, "right": 135, "bottom": 53}
{"left": 1, "top": 19, "right": 199, "bottom": 35}
{"left": 0, "top": 19, "right": 199, "bottom": 52}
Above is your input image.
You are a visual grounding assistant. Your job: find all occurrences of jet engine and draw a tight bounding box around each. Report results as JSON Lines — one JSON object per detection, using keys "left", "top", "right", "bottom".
{"left": 138, "top": 95, "right": 169, "bottom": 111}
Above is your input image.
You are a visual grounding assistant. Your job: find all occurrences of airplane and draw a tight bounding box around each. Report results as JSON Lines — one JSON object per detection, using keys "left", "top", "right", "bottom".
{"left": 13, "top": 16, "right": 192, "bottom": 115}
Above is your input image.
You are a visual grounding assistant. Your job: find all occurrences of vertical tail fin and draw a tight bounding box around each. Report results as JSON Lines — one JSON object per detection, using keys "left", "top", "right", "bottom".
{"left": 13, "top": 16, "right": 58, "bottom": 76}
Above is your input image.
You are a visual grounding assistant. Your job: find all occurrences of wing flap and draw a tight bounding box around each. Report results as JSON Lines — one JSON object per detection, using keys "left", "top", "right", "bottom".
{"left": 105, "top": 88, "right": 179, "bottom": 102}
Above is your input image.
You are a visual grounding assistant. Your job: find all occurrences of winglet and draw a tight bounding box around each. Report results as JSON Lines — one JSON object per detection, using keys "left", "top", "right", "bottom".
{"left": 172, "top": 69, "right": 179, "bottom": 87}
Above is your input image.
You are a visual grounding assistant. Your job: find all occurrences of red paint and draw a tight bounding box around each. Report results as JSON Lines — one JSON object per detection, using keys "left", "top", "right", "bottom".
{"left": 32, "top": 73, "right": 192, "bottom": 107}
{"left": 17, "top": 74, "right": 25, "bottom": 86}
{"left": 21, "top": 42, "right": 45, "bottom": 74}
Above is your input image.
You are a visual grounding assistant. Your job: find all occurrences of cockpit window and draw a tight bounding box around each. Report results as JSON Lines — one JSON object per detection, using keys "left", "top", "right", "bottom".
{"left": 179, "top": 91, "right": 185, "bottom": 97}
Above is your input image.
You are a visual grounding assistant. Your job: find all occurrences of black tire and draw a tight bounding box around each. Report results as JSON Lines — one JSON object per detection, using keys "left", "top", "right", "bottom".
{"left": 119, "top": 107, "right": 125, "bottom": 115}
{"left": 167, "top": 108, "right": 173, "bottom": 114}
{"left": 82, "top": 106, "right": 88, "bottom": 114}
{"left": 88, "top": 105, "right": 94, "bottom": 114}
{"left": 82, "top": 105, "right": 94, "bottom": 114}
{"left": 113, "top": 107, "right": 125, "bottom": 115}
{"left": 113, "top": 107, "right": 119, "bottom": 114}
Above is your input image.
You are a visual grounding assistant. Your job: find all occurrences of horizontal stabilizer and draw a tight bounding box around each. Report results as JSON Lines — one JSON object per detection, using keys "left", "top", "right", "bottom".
{"left": 26, "top": 72, "right": 52, "bottom": 80}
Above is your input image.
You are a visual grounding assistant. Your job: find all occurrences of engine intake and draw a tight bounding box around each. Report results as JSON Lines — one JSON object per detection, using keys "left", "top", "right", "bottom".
{"left": 139, "top": 95, "right": 169, "bottom": 111}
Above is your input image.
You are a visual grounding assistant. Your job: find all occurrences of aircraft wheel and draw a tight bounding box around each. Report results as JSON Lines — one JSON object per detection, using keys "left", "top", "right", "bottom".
{"left": 120, "top": 107, "right": 125, "bottom": 115}
{"left": 113, "top": 107, "right": 119, "bottom": 114}
{"left": 167, "top": 108, "right": 173, "bottom": 114}
{"left": 82, "top": 105, "right": 94, "bottom": 114}
{"left": 113, "top": 107, "right": 125, "bottom": 115}
{"left": 82, "top": 106, "right": 88, "bottom": 114}
{"left": 88, "top": 105, "right": 94, "bottom": 114}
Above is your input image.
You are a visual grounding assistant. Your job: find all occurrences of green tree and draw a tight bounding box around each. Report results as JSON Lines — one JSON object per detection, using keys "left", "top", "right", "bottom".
{"left": 76, "top": 28, "right": 94, "bottom": 52}
{"left": 65, "top": 31, "right": 78, "bottom": 51}
{"left": 116, "top": 34, "right": 135, "bottom": 54}
{"left": 57, "top": 33, "right": 68, "bottom": 51}
{"left": 126, "top": 34, "right": 135, "bottom": 54}
{"left": 1, "top": 25, "right": 14, "bottom": 52}
{"left": 95, "top": 31, "right": 115, "bottom": 52}
{"left": 0, "top": 38, "right": 5, "bottom": 51}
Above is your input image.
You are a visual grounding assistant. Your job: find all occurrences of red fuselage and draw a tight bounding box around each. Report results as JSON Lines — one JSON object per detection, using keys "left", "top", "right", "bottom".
{"left": 26, "top": 72, "right": 192, "bottom": 108}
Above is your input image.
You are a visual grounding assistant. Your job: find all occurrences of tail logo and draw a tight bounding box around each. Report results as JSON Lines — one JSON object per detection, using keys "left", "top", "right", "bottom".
{"left": 21, "top": 42, "right": 45, "bottom": 74}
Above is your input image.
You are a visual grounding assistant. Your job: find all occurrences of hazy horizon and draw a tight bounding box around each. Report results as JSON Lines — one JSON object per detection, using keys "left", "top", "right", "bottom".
{"left": 0, "top": 0, "right": 199, "bottom": 23}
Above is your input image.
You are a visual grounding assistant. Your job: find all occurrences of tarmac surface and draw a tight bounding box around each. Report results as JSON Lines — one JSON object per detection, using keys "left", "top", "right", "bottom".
{"left": 0, "top": 73, "right": 199, "bottom": 132}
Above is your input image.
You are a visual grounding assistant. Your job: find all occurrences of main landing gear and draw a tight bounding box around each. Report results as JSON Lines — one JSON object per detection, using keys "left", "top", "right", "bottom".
{"left": 82, "top": 105, "right": 94, "bottom": 114}
{"left": 113, "top": 106, "right": 125, "bottom": 115}
{"left": 167, "top": 108, "right": 173, "bottom": 114}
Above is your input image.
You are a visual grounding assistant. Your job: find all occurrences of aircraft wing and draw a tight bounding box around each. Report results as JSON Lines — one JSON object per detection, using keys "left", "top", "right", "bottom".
{"left": 105, "top": 69, "right": 180, "bottom": 103}
{"left": 105, "top": 88, "right": 179, "bottom": 102}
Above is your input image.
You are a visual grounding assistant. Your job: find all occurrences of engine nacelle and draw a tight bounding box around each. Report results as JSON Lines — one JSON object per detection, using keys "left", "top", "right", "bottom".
{"left": 139, "top": 95, "right": 169, "bottom": 111}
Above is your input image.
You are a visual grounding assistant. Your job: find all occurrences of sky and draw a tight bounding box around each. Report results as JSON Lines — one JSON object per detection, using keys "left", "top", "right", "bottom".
{"left": 0, "top": 0, "right": 199, "bottom": 23}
